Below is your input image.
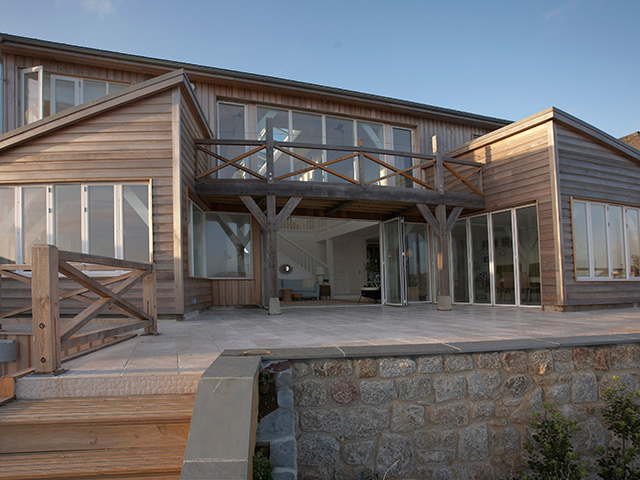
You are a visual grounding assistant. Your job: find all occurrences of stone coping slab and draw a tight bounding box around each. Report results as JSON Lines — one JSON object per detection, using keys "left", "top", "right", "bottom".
{"left": 181, "top": 355, "right": 260, "bottom": 480}
{"left": 222, "top": 333, "right": 640, "bottom": 360}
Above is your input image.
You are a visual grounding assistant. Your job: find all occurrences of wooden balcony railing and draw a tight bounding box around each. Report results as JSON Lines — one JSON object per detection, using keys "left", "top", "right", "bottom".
{"left": 0, "top": 245, "right": 157, "bottom": 374}
{"left": 195, "top": 122, "right": 483, "bottom": 197}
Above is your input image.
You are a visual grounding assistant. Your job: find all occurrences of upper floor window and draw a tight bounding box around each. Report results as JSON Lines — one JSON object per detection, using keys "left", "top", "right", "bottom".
{"left": 0, "top": 183, "right": 150, "bottom": 265}
{"left": 572, "top": 199, "right": 640, "bottom": 280}
{"left": 20, "top": 66, "right": 128, "bottom": 125}
{"left": 216, "top": 102, "right": 414, "bottom": 185}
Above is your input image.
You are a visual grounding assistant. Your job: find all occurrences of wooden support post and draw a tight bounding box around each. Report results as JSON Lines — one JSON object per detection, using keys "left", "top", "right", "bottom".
{"left": 358, "top": 138, "right": 365, "bottom": 185}
{"left": 434, "top": 135, "right": 444, "bottom": 194}
{"left": 266, "top": 118, "right": 275, "bottom": 185}
{"left": 266, "top": 195, "right": 280, "bottom": 315}
{"left": 31, "top": 244, "right": 62, "bottom": 374}
{"left": 436, "top": 204, "right": 452, "bottom": 311}
{"left": 143, "top": 264, "right": 158, "bottom": 334}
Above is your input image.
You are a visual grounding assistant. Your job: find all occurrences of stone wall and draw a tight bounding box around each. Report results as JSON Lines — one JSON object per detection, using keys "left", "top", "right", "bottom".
{"left": 288, "top": 343, "right": 640, "bottom": 480}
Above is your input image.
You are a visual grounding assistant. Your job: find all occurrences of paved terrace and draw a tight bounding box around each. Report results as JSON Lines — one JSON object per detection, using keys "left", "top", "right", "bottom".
{"left": 15, "top": 304, "right": 640, "bottom": 398}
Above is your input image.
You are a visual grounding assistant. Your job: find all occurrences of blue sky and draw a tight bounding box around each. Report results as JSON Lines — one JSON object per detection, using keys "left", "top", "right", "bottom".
{"left": 1, "top": 0, "right": 638, "bottom": 137}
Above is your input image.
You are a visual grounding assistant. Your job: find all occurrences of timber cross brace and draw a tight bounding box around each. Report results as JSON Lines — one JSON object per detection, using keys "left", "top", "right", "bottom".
{"left": 196, "top": 125, "right": 483, "bottom": 313}
{"left": 240, "top": 195, "right": 302, "bottom": 315}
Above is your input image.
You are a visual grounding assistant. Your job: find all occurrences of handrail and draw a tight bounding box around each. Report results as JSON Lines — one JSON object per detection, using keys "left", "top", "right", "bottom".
{"left": 1, "top": 245, "right": 157, "bottom": 374}
{"left": 277, "top": 234, "right": 328, "bottom": 277}
{"left": 194, "top": 134, "right": 484, "bottom": 196}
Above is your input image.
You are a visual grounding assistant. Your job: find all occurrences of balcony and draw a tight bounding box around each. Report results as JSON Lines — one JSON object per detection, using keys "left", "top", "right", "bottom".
{"left": 194, "top": 120, "right": 485, "bottom": 219}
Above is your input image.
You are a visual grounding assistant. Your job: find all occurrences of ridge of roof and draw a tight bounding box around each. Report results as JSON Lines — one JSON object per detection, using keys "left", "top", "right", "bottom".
{"left": 447, "top": 106, "right": 640, "bottom": 164}
{"left": 0, "top": 32, "right": 511, "bottom": 129}
{"left": 0, "top": 69, "right": 210, "bottom": 151}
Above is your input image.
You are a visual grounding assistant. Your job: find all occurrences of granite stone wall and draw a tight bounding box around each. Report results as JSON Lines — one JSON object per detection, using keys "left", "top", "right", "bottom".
{"left": 288, "top": 343, "right": 640, "bottom": 480}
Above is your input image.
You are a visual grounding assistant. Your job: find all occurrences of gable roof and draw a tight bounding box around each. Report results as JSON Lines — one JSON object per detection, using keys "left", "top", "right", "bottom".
{"left": 0, "top": 32, "right": 510, "bottom": 130}
{"left": 0, "top": 69, "right": 212, "bottom": 152}
{"left": 447, "top": 107, "right": 640, "bottom": 165}
{"left": 620, "top": 132, "right": 640, "bottom": 151}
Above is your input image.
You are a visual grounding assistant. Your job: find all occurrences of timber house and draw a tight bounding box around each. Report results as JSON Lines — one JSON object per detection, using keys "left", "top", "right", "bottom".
{"left": 1, "top": 32, "right": 639, "bottom": 320}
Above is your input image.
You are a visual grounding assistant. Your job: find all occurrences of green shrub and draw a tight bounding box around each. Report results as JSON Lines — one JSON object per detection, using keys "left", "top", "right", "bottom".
{"left": 252, "top": 450, "right": 273, "bottom": 480}
{"left": 597, "top": 377, "right": 640, "bottom": 479}
{"left": 524, "top": 402, "right": 586, "bottom": 480}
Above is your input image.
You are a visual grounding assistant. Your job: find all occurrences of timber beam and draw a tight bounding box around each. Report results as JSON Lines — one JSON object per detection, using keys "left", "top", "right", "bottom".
{"left": 196, "top": 180, "right": 484, "bottom": 210}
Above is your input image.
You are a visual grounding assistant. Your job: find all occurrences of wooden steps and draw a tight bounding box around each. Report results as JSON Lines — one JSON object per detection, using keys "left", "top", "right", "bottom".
{"left": 0, "top": 394, "right": 195, "bottom": 479}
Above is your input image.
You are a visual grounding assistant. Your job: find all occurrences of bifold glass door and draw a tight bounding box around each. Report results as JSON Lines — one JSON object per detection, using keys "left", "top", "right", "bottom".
{"left": 381, "top": 218, "right": 407, "bottom": 306}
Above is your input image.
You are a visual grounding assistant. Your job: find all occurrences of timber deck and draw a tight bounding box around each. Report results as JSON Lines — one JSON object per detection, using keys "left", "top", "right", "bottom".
{"left": 0, "top": 394, "right": 195, "bottom": 480}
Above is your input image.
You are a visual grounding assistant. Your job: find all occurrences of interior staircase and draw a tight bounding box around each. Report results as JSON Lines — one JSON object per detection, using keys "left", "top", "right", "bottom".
{"left": 0, "top": 393, "right": 195, "bottom": 479}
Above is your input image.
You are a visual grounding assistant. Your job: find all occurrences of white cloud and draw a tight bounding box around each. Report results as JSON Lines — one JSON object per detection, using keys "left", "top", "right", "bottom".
{"left": 545, "top": 0, "right": 578, "bottom": 21}
{"left": 81, "top": 0, "right": 117, "bottom": 17}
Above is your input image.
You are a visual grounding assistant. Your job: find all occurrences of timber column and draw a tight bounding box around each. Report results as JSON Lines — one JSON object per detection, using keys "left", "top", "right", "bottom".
{"left": 434, "top": 136, "right": 452, "bottom": 311}
{"left": 265, "top": 118, "right": 281, "bottom": 314}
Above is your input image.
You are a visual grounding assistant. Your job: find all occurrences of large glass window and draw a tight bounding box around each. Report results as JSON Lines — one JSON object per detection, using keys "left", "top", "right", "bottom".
{"left": 123, "top": 185, "right": 150, "bottom": 263}
{"left": 393, "top": 127, "right": 414, "bottom": 188}
{"left": 470, "top": 216, "right": 490, "bottom": 304}
{"left": 20, "top": 67, "right": 128, "bottom": 125}
{"left": 452, "top": 205, "right": 541, "bottom": 306}
{"left": 493, "top": 211, "right": 515, "bottom": 305}
{"left": 451, "top": 220, "right": 469, "bottom": 303}
{"left": 22, "top": 187, "right": 47, "bottom": 265}
{"left": 627, "top": 208, "right": 640, "bottom": 278}
{"left": 0, "top": 188, "right": 16, "bottom": 264}
{"left": 572, "top": 200, "right": 640, "bottom": 280}
{"left": 0, "top": 184, "right": 149, "bottom": 265}
{"left": 405, "top": 223, "right": 430, "bottom": 302}
{"left": 217, "top": 103, "right": 414, "bottom": 186}
{"left": 217, "top": 103, "right": 246, "bottom": 179}
{"left": 189, "top": 202, "right": 253, "bottom": 279}
{"left": 517, "top": 206, "right": 541, "bottom": 305}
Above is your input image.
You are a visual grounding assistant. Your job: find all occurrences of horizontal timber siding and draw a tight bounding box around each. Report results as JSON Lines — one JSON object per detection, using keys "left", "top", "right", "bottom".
{"left": 179, "top": 90, "right": 215, "bottom": 313}
{"left": 454, "top": 123, "right": 557, "bottom": 306}
{"left": 556, "top": 124, "right": 640, "bottom": 306}
{"left": 0, "top": 92, "right": 181, "bottom": 315}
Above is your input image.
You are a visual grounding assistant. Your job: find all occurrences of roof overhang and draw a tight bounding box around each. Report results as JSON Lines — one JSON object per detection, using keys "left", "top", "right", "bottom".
{"left": 0, "top": 33, "right": 511, "bottom": 130}
{"left": 448, "top": 106, "right": 640, "bottom": 165}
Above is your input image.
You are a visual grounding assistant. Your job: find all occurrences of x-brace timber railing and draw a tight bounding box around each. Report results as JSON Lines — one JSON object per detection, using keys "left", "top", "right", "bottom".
{"left": 194, "top": 120, "right": 483, "bottom": 197}
{"left": 0, "top": 245, "right": 157, "bottom": 374}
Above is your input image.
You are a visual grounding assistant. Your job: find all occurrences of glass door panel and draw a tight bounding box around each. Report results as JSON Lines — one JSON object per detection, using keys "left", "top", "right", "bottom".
{"left": 291, "top": 112, "right": 323, "bottom": 182}
{"left": 218, "top": 103, "right": 246, "bottom": 179}
{"left": 382, "top": 218, "right": 406, "bottom": 306}
{"left": 325, "top": 117, "right": 355, "bottom": 182}
{"left": 470, "top": 216, "right": 490, "bottom": 303}
{"left": 358, "top": 121, "right": 384, "bottom": 184}
{"left": 493, "top": 211, "right": 515, "bottom": 305}
{"left": 257, "top": 107, "right": 290, "bottom": 178}
{"left": 405, "top": 223, "right": 430, "bottom": 302}
{"left": 54, "top": 185, "right": 82, "bottom": 253}
{"left": 451, "top": 220, "right": 469, "bottom": 302}
{"left": 88, "top": 186, "right": 115, "bottom": 258}
{"left": 516, "top": 206, "right": 541, "bottom": 305}
{"left": 393, "top": 127, "right": 414, "bottom": 188}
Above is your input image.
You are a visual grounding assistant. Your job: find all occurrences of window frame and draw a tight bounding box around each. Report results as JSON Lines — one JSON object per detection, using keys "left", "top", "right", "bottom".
{"left": 188, "top": 200, "right": 254, "bottom": 280}
{"left": 20, "top": 66, "right": 129, "bottom": 126}
{"left": 1, "top": 183, "right": 152, "bottom": 268}
{"left": 217, "top": 101, "right": 415, "bottom": 185}
{"left": 571, "top": 198, "right": 640, "bottom": 281}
